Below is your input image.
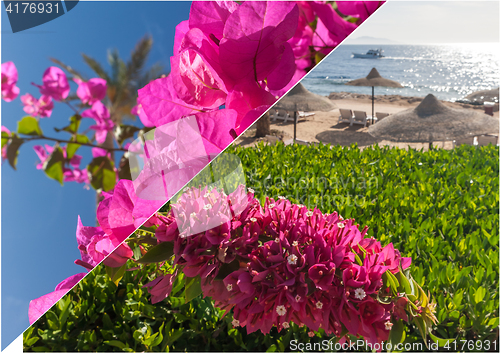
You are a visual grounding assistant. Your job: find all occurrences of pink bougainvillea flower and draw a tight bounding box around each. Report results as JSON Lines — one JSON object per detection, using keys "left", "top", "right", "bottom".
{"left": 87, "top": 233, "right": 134, "bottom": 268}
{"left": 138, "top": 75, "right": 201, "bottom": 127}
{"left": 63, "top": 167, "right": 90, "bottom": 184}
{"left": 33, "top": 66, "right": 70, "bottom": 101}
{"left": 21, "top": 93, "right": 54, "bottom": 118}
{"left": 310, "top": 2, "right": 357, "bottom": 55}
{"left": 81, "top": 101, "right": 114, "bottom": 144}
{"left": 1, "top": 126, "right": 10, "bottom": 163}
{"left": 336, "top": 1, "right": 384, "bottom": 24}
{"left": 143, "top": 272, "right": 177, "bottom": 304}
{"left": 131, "top": 104, "right": 155, "bottom": 127}
{"left": 28, "top": 273, "right": 86, "bottom": 324}
{"left": 33, "top": 144, "right": 55, "bottom": 169}
{"left": 219, "top": 1, "right": 299, "bottom": 89}
{"left": 1, "top": 61, "right": 20, "bottom": 101}
{"left": 74, "top": 77, "right": 107, "bottom": 105}
{"left": 188, "top": 1, "right": 238, "bottom": 41}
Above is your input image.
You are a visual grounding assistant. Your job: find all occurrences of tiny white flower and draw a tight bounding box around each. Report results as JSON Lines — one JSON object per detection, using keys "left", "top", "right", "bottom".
{"left": 248, "top": 188, "right": 254, "bottom": 193}
{"left": 250, "top": 217, "right": 257, "bottom": 222}
{"left": 232, "top": 319, "right": 240, "bottom": 327}
{"left": 316, "top": 301, "right": 323, "bottom": 309}
{"left": 226, "top": 284, "right": 233, "bottom": 292}
{"left": 308, "top": 331, "right": 315, "bottom": 337}
{"left": 295, "top": 295, "right": 301, "bottom": 302}
{"left": 292, "top": 241, "right": 299, "bottom": 247}
{"left": 190, "top": 212, "right": 197, "bottom": 218}
{"left": 296, "top": 204, "right": 304, "bottom": 208}
{"left": 183, "top": 187, "right": 189, "bottom": 192}
{"left": 339, "top": 215, "right": 344, "bottom": 220}
{"left": 287, "top": 254, "right": 298, "bottom": 265}
{"left": 337, "top": 222, "right": 345, "bottom": 228}
{"left": 306, "top": 211, "right": 313, "bottom": 217}
{"left": 278, "top": 196, "right": 286, "bottom": 200}
{"left": 275, "top": 237, "right": 280, "bottom": 243}
{"left": 354, "top": 288, "right": 366, "bottom": 300}
{"left": 204, "top": 192, "right": 210, "bottom": 198}
{"left": 203, "top": 204, "right": 212, "bottom": 210}
{"left": 385, "top": 321, "right": 393, "bottom": 331}
{"left": 282, "top": 322, "right": 290, "bottom": 329}
{"left": 268, "top": 203, "right": 275, "bottom": 209}
{"left": 276, "top": 305, "right": 287, "bottom": 316}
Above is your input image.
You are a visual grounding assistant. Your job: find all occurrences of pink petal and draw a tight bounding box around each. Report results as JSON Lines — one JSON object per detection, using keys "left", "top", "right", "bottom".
{"left": 188, "top": 1, "right": 238, "bottom": 40}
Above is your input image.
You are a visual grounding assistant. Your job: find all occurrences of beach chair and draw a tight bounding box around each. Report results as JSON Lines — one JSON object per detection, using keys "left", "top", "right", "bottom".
{"left": 284, "top": 138, "right": 309, "bottom": 146}
{"left": 376, "top": 112, "right": 390, "bottom": 122}
{"left": 298, "top": 111, "right": 315, "bottom": 119}
{"left": 270, "top": 109, "right": 291, "bottom": 122}
{"left": 452, "top": 136, "right": 475, "bottom": 148}
{"left": 352, "top": 111, "right": 368, "bottom": 127}
{"left": 338, "top": 109, "right": 353, "bottom": 125}
{"left": 264, "top": 135, "right": 280, "bottom": 145}
{"left": 476, "top": 135, "right": 498, "bottom": 146}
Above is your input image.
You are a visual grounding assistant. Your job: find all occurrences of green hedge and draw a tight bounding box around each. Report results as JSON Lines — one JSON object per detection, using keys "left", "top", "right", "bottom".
{"left": 24, "top": 143, "right": 499, "bottom": 351}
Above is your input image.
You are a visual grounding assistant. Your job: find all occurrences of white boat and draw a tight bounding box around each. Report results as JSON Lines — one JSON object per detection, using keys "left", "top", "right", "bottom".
{"left": 352, "top": 49, "right": 384, "bottom": 59}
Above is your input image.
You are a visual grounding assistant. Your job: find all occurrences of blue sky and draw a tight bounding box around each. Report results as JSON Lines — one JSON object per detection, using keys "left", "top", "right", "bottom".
{"left": 1, "top": 1, "right": 191, "bottom": 347}
{"left": 349, "top": 1, "right": 499, "bottom": 44}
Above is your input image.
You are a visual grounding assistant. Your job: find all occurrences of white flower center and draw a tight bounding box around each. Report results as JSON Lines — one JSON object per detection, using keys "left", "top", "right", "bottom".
{"left": 354, "top": 288, "right": 366, "bottom": 300}
{"left": 250, "top": 217, "right": 257, "bottom": 222}
{"left": 268, "top": 203, "right": 275, "bottom": 209}
{"left": 292, "top": 241, "right": 299, "bottom": 247}
{"left": 226, "top": 284, "right": 233, "bottom": 291}
{"left": 287, "top": 254, "right": 298, "bottom": 265}
{"left": 316, "top": 301, "right": 323, "bottom": 309}
{"left": 282, "top": 322, "right": 290, "bottom": 329}
{"left": 232, "top": 319, "right": 240, "bottom": 327}
{"left": 295, "top": 295, "right": 301, "bottom": 302}
{"left": 190, "top": 212, "right": 196, "bottom": 218}
{"left": 306, "top": 211, "right": 313, "bottom": 217}
{"left": 276, "top": 305, "right": 287, "bottom": 316}
{"left": 337, "top": 222, "right": 345, "bottom": 228}
{"left": 203, "top": 204, "right": 212, "bottom": 210}
{"left": 248, "top": 188, "right": 254, "bottom": 193}
{"left": 385, "top": 321, "right": 393, "bottom": 331}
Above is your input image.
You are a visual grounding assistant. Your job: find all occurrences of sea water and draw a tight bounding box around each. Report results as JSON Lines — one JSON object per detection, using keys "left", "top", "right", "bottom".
{"left": 302, "top": 44, "right": 499, "bottom": 102}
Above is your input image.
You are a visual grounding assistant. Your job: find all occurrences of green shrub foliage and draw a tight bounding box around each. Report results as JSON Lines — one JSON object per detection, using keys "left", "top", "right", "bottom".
{"left": 25, "top": 143, "right": 499, "bottom": 352}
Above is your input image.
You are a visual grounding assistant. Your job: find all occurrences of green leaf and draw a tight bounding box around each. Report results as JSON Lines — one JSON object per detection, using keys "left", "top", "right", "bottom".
{"left": 185, "top": 276, "right": 202, "bottom": 303}
{"left": 137, "top": 242, "right": 174, "bottom": 264}
{"left": 388, "top": 319, "right": 404, "bottom": 345}
{"left": 474, "top": 286, "right": 486, "bottom": 303}
{"left": 1, "top": 130, "right": 10, "bottom": 148}
{"left": 17, "top": 116, "right": 42, "bottom": 136}
{"left": 104, "top": 340, "right": 126, "bottom": 349}
{"left": 6, "top": 134, "right": 23, "bottom": 170}
{"left": 54, "top": 114, "right": 81, "bottom": 135}
{"left": 115, "top": 124, "right": 140, "bottom": 145}
{"left": 105, "top": 264, "right": 127, "bottom": 286}
{"left": 66, "top": 134, "right": 89, "bottom": 159}
{"left": 87, "top": 156, "right": 116, "bottom": 191}
{"left": 43, "top": 146, "right": 65, "bottom": 185}
{"left": 429, "top": 332, "right": 453, "bottom": 347}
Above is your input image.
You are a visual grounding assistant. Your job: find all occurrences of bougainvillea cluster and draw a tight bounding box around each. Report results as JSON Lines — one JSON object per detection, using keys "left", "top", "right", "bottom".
{"left": 12, "top": 0, "right": 388, "bottom": 329}
{"left": 135, "top": 185, "right": 436, "bottom": 346}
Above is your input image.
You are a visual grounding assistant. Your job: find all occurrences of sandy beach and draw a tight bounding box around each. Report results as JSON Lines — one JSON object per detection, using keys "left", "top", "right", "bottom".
{"left": 235, "top": 93, "right": 499, "bottom": 151}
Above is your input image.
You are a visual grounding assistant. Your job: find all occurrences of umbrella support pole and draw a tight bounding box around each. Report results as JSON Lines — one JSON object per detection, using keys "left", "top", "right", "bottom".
{"left": 372, "top": 86, "right": 375, "bottom": 124}
{"left": 294, "top": 111, "right": 297, "bottom": 142}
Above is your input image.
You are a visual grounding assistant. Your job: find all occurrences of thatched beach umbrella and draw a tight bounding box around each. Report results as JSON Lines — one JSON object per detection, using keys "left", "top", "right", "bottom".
{"left": 346, "top": 68, "right": 403, "bottom": 122}
{"left": 275, "top": 83, "right": 336, "bottom": 141}
{"left": 464, "top": 88, "right": 499, "bottom": 104}
{"left": 368, "top": 94, "right": 499, "bottom": 148}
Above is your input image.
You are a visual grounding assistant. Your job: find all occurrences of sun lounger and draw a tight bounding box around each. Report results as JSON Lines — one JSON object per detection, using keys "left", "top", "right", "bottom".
{"left": 338, "top": 109, "right": 353, "bottom": 125}
{"left": 376, "top": 112, "right": 390, "bottom": 122}
{"left": 298, "top": 111, "right": 315, "bottom": 118}
{"left": 476, "top": 135, "right": 498, "bottom": 146}
{"left": 352, "top": 110, "right": 368, "bottom": 127}
{"left": 453, "top": 136, "right": 475, "bottom": 148}
{"left": 270, "top": 109, "right": 291, "bottom": 122}
{"left": 284, "top": 138, "right": 309, "bottom": 146}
